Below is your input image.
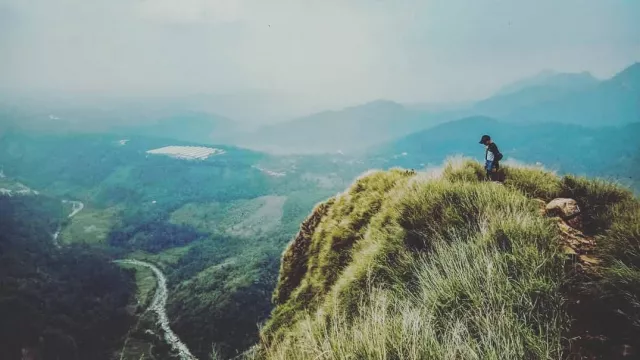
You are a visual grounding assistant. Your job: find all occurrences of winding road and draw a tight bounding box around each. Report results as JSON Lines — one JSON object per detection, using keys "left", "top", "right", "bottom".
{"left": 64, "top": 200, "right": 85, "bottom": 218}
{"left": 52, "top": 200, "right": 85, "bottom": 246}
{"left": 115, "top": 259, "right": 198, "bottom": 360}
{"left": 56, "top": 198, "right": 197, "bottom": 359}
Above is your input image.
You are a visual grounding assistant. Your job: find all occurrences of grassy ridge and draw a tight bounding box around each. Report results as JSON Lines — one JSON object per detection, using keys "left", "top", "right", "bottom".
{"left": 255, "top": 159, "right": 640, "bottom": 359}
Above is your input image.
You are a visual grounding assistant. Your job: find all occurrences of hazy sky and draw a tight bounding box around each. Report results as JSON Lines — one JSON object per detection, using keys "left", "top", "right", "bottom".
{"left": 1, "top": 0, "right": 639, "bottom": 105}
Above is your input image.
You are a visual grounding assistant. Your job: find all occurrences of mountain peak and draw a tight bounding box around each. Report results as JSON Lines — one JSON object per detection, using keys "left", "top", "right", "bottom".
{"left": 356, "top": 99, "right": 405, "bottom": 111}
{"left": 609, "top": 62, "right": 640, "bottom": 84}
{"left": 495, "top": 70, "right": 598, "bottom": 96}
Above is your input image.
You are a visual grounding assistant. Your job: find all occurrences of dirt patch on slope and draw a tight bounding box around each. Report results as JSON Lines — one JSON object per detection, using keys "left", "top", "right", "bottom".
{"left": 541, "top": 198, "right": 637, "bottom": 359}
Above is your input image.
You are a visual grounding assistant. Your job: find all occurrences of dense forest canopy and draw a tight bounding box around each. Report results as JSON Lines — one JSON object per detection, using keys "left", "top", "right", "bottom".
{"left": 0, "top": 195, "right": 136, "bottom": 360}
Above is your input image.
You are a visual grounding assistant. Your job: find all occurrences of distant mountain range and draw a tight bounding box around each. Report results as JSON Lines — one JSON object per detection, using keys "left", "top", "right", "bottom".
{"left": 492, "top": 62, "right": 640, "bottom": 125}
{"left": 471, "top": 71, "right": 599, "bottom": 119}
{"left": 230, "top": 100, "right": 439, "bottom": 154}
{"left": 228, "top": 62, "right": 640, "bottom": 154}
{"left": 371, "top": 116, "right": 640, "bottom": 190}
{"left": 2, "top": 63, "right": 638, "bottom": 154}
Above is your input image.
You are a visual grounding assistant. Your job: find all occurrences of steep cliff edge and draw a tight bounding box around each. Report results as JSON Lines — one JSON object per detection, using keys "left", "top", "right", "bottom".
{"left": 254, "top": 160, "right": 640, "bottom": 359}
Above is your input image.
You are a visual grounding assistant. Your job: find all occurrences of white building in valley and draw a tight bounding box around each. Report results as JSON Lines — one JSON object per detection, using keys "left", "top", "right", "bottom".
{"left": 146, "top": 146, "right": 226, "bottom": 160}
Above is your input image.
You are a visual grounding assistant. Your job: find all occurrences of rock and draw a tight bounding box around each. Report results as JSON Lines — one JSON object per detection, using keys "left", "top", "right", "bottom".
{"left": 546, "top": 198, "right": 582, "bottom": 229}
{"left": 579, "top": 255, "right": 601, "bottom": 265}
{"left": 546, "top": 198, "right": 581, "bottom": 218}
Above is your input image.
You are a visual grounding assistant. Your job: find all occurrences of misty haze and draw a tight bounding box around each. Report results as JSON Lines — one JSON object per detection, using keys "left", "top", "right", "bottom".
{"left": 1, "top": 1, "right": 639, "bottom": 360}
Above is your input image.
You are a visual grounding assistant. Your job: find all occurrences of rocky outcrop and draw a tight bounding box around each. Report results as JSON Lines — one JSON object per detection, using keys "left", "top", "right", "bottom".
{"left": 545, "top": 198, "right": 597, "bottom": 266}
{"left": 546, "top": 198, "right": 582, "bottom": 230}
{"left": 272, "top": 199, "right": 335, "bottom": 306}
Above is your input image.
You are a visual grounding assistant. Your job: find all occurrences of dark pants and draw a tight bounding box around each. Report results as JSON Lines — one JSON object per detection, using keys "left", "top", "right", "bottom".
{"left": 485, "top": 160, "right": 500, "bottom": 181}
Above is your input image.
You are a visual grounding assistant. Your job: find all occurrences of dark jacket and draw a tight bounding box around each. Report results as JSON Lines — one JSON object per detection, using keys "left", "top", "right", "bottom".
{"left": 486, "top": 143, "right": 500, "bottom": 162}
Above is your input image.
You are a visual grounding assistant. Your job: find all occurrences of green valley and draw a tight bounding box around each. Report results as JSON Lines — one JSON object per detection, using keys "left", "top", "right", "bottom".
{"left": 0, "top": 130, "right": 354, "bottom": 359}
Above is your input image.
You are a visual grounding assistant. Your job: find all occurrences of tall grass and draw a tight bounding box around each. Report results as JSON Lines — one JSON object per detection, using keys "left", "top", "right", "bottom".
{"left": 256, "top": 159, "right": 640, "bottom": 360}
{"left": 258, "top": 220, "right": 565, "bottom": 359}
{"left": 264, "top": 169, "right": 416, "bottom": 341}
{"left": 590, "top": 194, "right": 640, "bottom": 342}
{"left": 502, "top": 166, "right": 562, "bottom": 200}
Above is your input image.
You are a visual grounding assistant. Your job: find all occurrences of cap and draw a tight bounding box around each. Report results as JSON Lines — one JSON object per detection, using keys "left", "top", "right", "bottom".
{"left": 479, "top": 135, "right": 491, "bottom": 144}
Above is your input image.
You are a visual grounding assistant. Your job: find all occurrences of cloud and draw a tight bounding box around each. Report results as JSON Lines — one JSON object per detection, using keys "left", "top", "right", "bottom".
{"left": 0, "top": 0, "right": 638, "bottom": 108}
{"left": 135, "top": 0, "right": 243, "bottom": 24}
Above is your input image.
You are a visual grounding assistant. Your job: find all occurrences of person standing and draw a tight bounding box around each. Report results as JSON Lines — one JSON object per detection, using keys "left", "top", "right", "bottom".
{"left": 479, "top": 134, "right": 503, "bottom": 181}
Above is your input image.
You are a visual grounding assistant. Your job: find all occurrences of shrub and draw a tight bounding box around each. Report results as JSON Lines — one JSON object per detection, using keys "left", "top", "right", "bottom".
{"left": 502, "top": 165, "right": 562, "bottom": 200}
{"left": 559, "top": 175, "right": 633, "bottom": 234}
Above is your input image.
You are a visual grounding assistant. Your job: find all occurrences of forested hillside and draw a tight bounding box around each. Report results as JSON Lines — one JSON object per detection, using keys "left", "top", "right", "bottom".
{"left": 0, "top": 131, "right": 360, "bottom": 359}
{"left": 0, "top": 193, "right": 135, "bottom": 360}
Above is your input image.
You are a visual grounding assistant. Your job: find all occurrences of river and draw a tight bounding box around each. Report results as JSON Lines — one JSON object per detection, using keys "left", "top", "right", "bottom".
{"left": 114, "top": 259, "right": 198, "bottom": 360}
